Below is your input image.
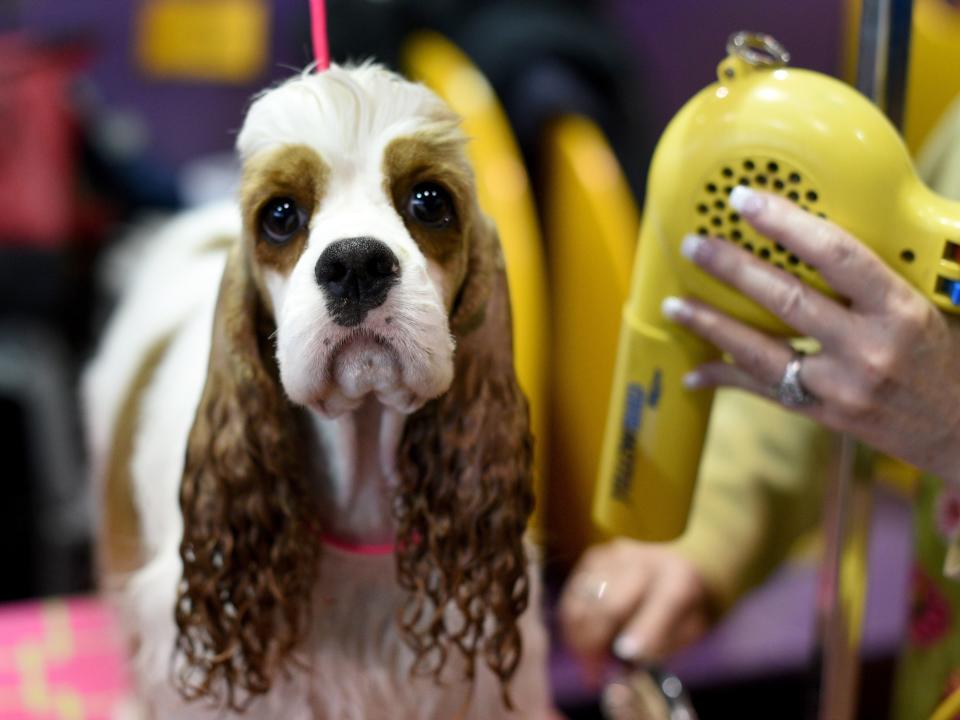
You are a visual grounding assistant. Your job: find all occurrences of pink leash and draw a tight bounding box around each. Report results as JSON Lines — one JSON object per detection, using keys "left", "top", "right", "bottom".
{"left": 306, "top": 1, "right": 401, "bottom": 561}
{"left": 319, "top": 533, "right": 396, "bottom": 556}
{"left": 309, "top": 0, "right": 329, "bottom": 70}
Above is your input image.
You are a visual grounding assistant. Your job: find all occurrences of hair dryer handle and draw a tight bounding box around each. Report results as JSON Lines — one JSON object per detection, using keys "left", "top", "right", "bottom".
{"left": 593, "top": 218, "right": 720, "bottom": 541}
{"left": 593, "top": 299, "right": 718, "bottom": 542}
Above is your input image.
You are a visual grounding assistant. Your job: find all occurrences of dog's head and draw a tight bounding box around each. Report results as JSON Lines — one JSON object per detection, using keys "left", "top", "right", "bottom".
{"left": 175, "top": 65, "right": 533, "bottom": 709}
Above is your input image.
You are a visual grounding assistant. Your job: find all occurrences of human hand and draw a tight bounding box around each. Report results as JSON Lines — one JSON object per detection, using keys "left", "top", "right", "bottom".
{"left": 664, "top": 186, "right": 960, "bottom": 484}
{"left": 558, "top": 539, "right": 715, "bottom": 683}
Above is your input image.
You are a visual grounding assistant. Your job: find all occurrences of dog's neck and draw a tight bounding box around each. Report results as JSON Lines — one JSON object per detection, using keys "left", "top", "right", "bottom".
{"left": 306, "top": 396, "right": 406, "bottom": 548}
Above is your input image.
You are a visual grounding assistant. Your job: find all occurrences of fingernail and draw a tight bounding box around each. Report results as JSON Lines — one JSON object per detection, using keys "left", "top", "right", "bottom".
{"left": 680, "top": 233, "right": 704, "bottom": 260}
{"left": 683, "top": 370, "right": 705, "bottom": 389}
{"left": 661, "top": 296, "right": 691, "bottom": 322}
{"left": 729, "top": 185, "right": 765, "bottom": 215}
{"left": 613, "top": 634, "right": 644, "bottom": 662}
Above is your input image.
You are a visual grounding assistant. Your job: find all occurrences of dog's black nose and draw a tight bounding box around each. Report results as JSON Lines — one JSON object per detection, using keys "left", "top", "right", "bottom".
{"left": 315, "top": 237, "right": 400, "bottom": 326}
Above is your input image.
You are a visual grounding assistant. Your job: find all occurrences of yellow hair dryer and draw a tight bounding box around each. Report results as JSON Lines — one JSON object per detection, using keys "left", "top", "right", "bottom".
{"left": 593, "top": 32, "right": 960, "bottom": 542}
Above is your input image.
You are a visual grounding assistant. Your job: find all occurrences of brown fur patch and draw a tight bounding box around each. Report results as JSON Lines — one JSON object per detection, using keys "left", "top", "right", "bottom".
{"left": 241, "top": 144, "right": 330, "bottom": 276}
{"left": 383, "top": 134, "right": 476, "bottom": 306}
{"left": 175, "top": 245, "right": 319, "bottom": 710}
{"left": 395, "top": 214, "right": 533, "bottom": 709}
{"left": 99, "top": 336, "right": 172, "bottom": 582}
{"left": 196, "top": 234, "right": 237, "bottom": 255}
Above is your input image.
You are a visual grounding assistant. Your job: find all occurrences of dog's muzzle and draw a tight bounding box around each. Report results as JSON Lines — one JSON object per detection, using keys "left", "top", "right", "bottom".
{"left": 316, "top": 237, "right": 400, "bottom": 326}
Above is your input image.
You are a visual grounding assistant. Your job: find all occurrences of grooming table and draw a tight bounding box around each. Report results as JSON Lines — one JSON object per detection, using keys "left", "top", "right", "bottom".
{"left": 0, "top": 597, "right": 129, "bottom": 719}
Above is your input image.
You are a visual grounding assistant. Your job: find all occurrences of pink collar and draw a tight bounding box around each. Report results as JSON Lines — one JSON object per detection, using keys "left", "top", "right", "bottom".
{"left": 319, "top": 533, "right": 396, "bottom": 556}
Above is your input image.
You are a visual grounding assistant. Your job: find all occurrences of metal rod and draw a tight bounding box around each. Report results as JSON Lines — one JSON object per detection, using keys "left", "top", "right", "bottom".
{"left": 884, "top": 0, "right": 914, "bottom": 128}
{"left": 855, "top": 0, "right": 914, "bottom": 126}
{"left": 815, "top": 434, "right": 872, "bottom": 720}
{"left": 815, "top": 4, "right": 914, "bottom": 720}
{"left": 855, "top": 0, "right": 890, "bottom": 105}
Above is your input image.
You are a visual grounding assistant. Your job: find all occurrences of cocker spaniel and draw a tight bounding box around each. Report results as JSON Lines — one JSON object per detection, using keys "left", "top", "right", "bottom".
{"left": 83, "top": 64, "right": 551, "bottom": 719}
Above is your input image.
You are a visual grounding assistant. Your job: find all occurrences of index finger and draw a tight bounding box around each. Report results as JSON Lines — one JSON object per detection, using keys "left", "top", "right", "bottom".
{"left": 729, "top": 186, "right": 912, "bottom": 311}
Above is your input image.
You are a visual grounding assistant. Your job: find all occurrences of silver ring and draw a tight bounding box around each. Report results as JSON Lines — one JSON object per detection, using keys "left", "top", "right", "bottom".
{"left": 774, "top": 351, "right": 817, "bottom": 407}
{"left": 572, "top": 573, "right": 609, "bottom": 602}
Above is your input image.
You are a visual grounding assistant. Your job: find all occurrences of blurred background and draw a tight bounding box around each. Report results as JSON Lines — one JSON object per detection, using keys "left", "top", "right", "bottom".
{"left": 0, "top": 0, "right": 938, "bottom": 718}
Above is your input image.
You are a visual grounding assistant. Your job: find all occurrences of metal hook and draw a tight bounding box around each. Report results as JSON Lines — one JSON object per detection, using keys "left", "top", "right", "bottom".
{"left": 726, "top": 31, "right": 791, "bottom": 68}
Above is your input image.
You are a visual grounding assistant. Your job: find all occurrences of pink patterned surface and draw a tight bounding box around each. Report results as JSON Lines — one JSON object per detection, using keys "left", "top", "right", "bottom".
{"left": 0, "top": 597, "right": 130, "bottom": 719}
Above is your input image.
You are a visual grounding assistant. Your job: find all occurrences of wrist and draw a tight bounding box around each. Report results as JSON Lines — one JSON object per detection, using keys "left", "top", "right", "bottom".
{"left": 940, "top": 459, "right": 960, "bottom": 487}
{"left": 927, "top": 432, "right": 960, "bottom": 486}
{"left": 671, "top": 541, "right": 734, "bottom": 613}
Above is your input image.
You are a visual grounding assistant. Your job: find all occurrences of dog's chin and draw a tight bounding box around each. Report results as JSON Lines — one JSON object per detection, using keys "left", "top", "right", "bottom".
{"left": 292, "top": 334, "right": 433, "bottom": 418}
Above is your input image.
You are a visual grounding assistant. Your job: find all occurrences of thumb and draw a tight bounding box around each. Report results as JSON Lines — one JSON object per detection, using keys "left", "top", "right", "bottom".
{"left": 612, "top": 580, "right": 699, "bottom": 664}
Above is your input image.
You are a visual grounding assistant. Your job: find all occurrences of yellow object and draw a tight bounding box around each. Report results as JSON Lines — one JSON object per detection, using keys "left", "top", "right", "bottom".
{"left": 903, "top": 0, "right": 960, "bottom": 154}
{"left": 918, "top": 94, "right": 960, "bottom": 203}
{"left": 542, "top": 115, "right": 638, "bottom": 560}
{"left": 931, "top": 686, "right": 960, "bottom": 720}
{"left": 872, "top": 453, "right": 922, "bottom": 496}
{"left": 840, "top": 482, "right": 871, "bottom": 650}
{"left": 673, "top": 389, "right": 829, "bottom": 609}
{"left": 136, "top": 0, "right": 269, "bottom": 84}
{"left": 844, "top": 0, "right": 960, "bottom": 155}
{"left": 594, "top": 35, "right": 960, "bottom": 541}
{"left": 402, "top": 32, "right": 549, "bottom": 531}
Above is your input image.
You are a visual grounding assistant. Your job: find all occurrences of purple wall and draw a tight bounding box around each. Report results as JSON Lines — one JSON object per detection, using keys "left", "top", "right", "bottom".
{"left": 606, "top": 0, "right": 844, "bottom": 142}
{"left": 17, "top": 0, "right": 313, "bottom": 170}
{"left": 14, "top": 1, "right": 844, "bottom": 173}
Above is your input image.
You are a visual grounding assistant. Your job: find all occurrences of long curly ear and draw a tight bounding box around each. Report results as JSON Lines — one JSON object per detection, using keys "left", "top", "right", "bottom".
{"left": 395, "top": 214, "right": 535, "bottom": 706}
{"left": 174, "top": 245, "right": 319, "bottom": 710}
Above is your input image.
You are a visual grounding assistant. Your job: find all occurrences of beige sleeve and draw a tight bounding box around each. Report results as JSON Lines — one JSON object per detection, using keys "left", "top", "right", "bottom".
{"left": 671, "top": 388, "right": 832, "bottom": 610}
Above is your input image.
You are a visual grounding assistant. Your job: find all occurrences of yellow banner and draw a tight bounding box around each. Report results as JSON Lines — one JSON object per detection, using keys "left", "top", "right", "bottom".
{"left": 136, "top": 0, "right": 269, "bottom": 84}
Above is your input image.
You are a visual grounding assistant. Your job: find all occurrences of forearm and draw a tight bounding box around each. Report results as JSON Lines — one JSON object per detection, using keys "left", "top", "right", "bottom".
{"left": 673, "top": 388, "right": 831, "bottom": 610}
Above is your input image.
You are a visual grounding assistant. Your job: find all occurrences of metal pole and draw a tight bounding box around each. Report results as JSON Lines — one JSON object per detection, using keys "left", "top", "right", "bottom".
{"left": 815, "top": 435, "right": 871, "bottom": 720}
{"left": 816, "top": 3, "right": 913, "bottom": 719}
{"left": 855, "top": 0, "right": 914, "bottom": 124}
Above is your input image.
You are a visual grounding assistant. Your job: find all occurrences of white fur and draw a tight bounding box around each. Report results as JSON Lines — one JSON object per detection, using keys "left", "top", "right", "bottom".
{"left": 83, "top": 64, "right": 551, "bottom": 719}
{"left": 240, "top": 66, "right": 458, "bottom": 418}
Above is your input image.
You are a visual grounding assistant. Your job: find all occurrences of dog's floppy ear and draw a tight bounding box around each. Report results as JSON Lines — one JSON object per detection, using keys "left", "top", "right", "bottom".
{"left": 395, "top": 212, "right": 535, "bottom": 705}
{"left": 175, "top": 244, "right": 319, "bottom": 709}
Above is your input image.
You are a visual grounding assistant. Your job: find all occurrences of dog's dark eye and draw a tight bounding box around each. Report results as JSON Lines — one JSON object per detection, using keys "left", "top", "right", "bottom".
{"left": 260, "top": 197, "right": 306, "bottom": 244}
{"left": 407, "top": 183, "right": 454, "bottom": 228}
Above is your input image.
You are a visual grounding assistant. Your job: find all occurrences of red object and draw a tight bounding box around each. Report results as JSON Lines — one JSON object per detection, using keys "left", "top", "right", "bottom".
{"left": 310, "top": 0, "right": 330, "bottom": 71}
{"left": 0, "top": 35, "right": 86, "bottom": 249}
{"left": 320, "top": 533, "right": 395, "bottom": 556}
{"left": 908, "top": 565, "right": 953, "bottom": 647}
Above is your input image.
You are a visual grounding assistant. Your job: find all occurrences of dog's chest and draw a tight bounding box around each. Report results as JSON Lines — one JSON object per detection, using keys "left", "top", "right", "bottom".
{"left": 300, "top": 549, "right": 484, "bottom": 720}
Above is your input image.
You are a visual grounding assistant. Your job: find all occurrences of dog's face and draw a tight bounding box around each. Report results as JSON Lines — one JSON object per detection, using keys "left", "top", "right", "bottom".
{"left": 236, "top": 65, "right": 477, "bottom": 417}
{"left": 175, "top": 65, "right": 533, "bottom": 711}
